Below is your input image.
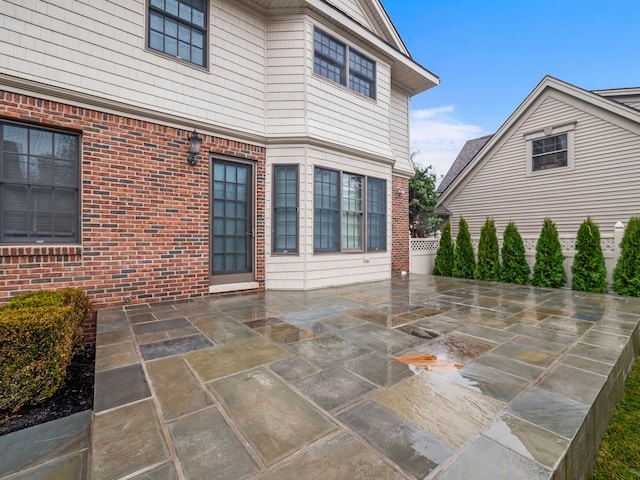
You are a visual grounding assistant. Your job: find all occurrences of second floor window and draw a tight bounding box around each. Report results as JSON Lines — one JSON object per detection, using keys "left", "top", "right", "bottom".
{"left": 149, "top": 0, "right": 207, "bottom": 67}
{"left": 314, "top": 29, "right": 376, "bottom": 99}
{"left": 531, "top": 133, "right": 568, "bottom": 171}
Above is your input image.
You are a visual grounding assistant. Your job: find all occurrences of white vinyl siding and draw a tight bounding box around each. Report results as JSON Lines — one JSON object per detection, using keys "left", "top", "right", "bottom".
{"left": 0, "top": 0, "right": 266, "bottom": 135}
{"left": 389, "top": 87, "right": 412, "bottom": 174}
{"left": 445, "top": 94, "right": 640, "bottom": 238}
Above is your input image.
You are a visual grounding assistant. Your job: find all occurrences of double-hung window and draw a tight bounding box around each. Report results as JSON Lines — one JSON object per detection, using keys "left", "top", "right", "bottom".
{"left": 149, "top": 0, "right": 207, "bottom": 67}
{"left": 272, "top": 165, "right": 298, "bottom": 253}
{"left": 525, "top": 123, "right": 575, "bottom": 174}
{"left": 0, "top": 121, "right": 80, "bottom": 244}
{"left": 314, "top": 29, "right": 376, "bottom": 99}
{"left": 314, "top": 167, "right": 386, "bottom": 252}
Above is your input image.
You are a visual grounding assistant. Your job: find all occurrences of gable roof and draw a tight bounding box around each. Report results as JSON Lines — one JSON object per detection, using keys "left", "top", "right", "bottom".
{"left": 436, "top": 75, "right": 640, "bottom": 206}
{"left": 436, "top": 134, "right": 492, "bottom": 194}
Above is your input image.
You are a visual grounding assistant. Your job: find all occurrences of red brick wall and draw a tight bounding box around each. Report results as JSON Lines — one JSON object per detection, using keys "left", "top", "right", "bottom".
{"left": 0, "top": 91, "right": 266, "bottom": 343}
{"left": 391, "top": 175, "right": 409, "bottom": 275}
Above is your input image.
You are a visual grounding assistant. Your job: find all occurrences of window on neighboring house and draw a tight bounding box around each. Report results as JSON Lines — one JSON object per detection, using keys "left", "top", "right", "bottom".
{"left": 0, "top": 121, "right": 80, "bottom": 244}
{"left": 314, "top": 167, "right": 386, "bottom": 252}
{"left": 273, "top": 165, "right": 298, "bottom": 253}
{"left": 525, "top": 123, "right": 575, "bottom": 174}
{"left": 532, "top": 134, "right": 568, "bottom": 171}
{"left": 149, "top": 0, "right": 207, "bottom": 67}
{"left": 314, "top": 29, "right": 376, "bottom": 99}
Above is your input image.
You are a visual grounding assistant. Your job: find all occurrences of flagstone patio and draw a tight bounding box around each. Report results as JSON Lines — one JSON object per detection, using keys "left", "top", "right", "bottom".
{"left": 3, "top": 274, "right": 639, "bottom": 479}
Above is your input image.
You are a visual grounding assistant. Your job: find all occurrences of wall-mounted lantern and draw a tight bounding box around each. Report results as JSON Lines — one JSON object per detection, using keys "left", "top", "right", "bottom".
{"left": 187, "top": 129, "right": 202, "bottom": 166}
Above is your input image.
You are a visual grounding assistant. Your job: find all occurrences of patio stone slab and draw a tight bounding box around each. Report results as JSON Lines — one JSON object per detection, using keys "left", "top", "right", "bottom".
{"left": 94, "top": 363, "right": 150, "bottom": 412}
{"left": 537, "top": 363, "right": 607, "bottom": 405}
{"left": 484, "top": 414, "right": 569, "bottom": 469}
{"left": 190, "top": 314, "right": 258, "bottom": 345}
{"left": 132, "top": 317, "right": 192, "bottom": 335}
{"left": 508, "top": 388, "right": 589, "bottom": 439}
{"left": 412, "top": 332, "right": 497, "bottom": 365}
{"left": 92, "top": 399, "right": 169, "bottom": 480}
{"left": 293, "top": 367, "right": 376, "bottom": 412}
{"left": 208, "top": 367, "right": 337, "bottom": 465}
{"left": 96, "top": 326, "right": 133, "bottom": 346}
{"left": 269, "top": 356, "right": 319, "bottom": 381}
{"left": 320, "top": 314, "right": 367, "bottom": 329}
{"left": 475, "top": 352, "right": 544, "bottom": 381}
{"left": 376, "top": 373, "right": 504, "bottom": 448}
{"left": 437, "top": 435, "right": 551, "bottom": 480}
{"left": 339, "top": 401, "right": 453, "bottom": 478}
{"left": 258, "top": 433, "right": 407, "bottom": 480}
{"left": 95, "top": 341, "right": 139, "bottom": 372}
{"left": 337, "top": 323, "right": 425, "bottom": 355}
{"left": 447, "top": 362, "right": 530, "bottom": 402}
{"left": 490, "top": 341, "right": 557, "bottom": 368}
{"left": 139, "top": 333, "right": 213, "bottom": 361}
{"left": 343, "top": 352, "right": 414, "bottom": 387}
{"left": 288, "top": 333, "right": 373, "bottom": 368}
{"left": 0, "top": 410, "right": 90, "bottom": 478}
{"left": 168, "top": 407, "right": 258, "bottom": 480}
{"left": 186, "top": 336, "right": 291, "bottom": 381}
{"left": 7, "top": 452, "right": 87, "bottom": 480}
{"left": 146, "top": 356, "right": 214, "bottom": 421}
{"left": 253, "top": 322, "right": 316, "bottom": 344}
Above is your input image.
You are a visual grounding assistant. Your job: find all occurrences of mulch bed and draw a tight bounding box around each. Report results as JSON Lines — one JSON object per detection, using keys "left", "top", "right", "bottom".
{"left": 0, "top": 346, "right": 95, "bottom": 436}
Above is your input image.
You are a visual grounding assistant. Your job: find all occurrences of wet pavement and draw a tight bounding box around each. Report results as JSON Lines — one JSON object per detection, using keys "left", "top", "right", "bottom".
{"left": 4, "top": 274, "right": 638, "bottom": 479}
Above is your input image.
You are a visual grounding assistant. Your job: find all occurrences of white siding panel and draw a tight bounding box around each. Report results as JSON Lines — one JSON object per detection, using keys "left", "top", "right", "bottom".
{"left": 446, "top": 94, "right": 640, "bottom": 239}
{"left": 390, "top": 87, "right": 411, "bottom": 172}
{"left": 266, "top": 19, "right": 307, "bottom": 136}
{"left": 2, "top": 0, "right": 267, "bottom": 135}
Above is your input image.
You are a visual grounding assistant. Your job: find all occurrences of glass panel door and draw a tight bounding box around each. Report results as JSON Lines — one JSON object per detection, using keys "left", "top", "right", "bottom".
{"left": 211, "top": 159, "right": 253, "bottom": 284}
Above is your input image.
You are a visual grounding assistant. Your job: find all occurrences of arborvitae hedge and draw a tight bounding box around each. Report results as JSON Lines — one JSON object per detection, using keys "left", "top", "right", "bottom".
{"left": 500, "top": 221, "right": 530, "bottom": 284}
{"left": 613, "top": 217, "right": 640, "bottom": 297}
{"left": 475, "top": 217, "right": 500, "bottom": 281}
{"left": 433, "top": 221, "right": 454, "bottom": 276}
{"left": 571, "top": 217, "right": 607, "bottom": 293}
{"left": 532, "top": 218, "right": 566, "bottom": 288}
{"left": 453, "top": 216, "right": 475, "bottom": 279}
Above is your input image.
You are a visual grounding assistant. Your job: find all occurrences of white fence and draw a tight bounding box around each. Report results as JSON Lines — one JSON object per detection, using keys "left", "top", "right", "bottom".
{"left": 409, "top": 222, "right": 626, "bottom": 288}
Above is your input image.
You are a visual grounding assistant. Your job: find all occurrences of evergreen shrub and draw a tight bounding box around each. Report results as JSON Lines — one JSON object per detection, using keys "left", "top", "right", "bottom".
{"left": 433, "top": 221, "right": 454, "bottom": 276}
{"left": 571, "top": 217, "right": 607, "bottom": 293}
{"left": 532, "top": 218, "right": 566, "bottom": 288}
{"left": 613, "top": 217, "right": 640, "bottom": 297}
{"left": 500, "top": 221, "right": 530, "bottom": 284}
{"left": 453, "top": 216, "right": 475, "bottom": 279}
{"left": 475, "top": 217, "right": 500, "bottom": 281}
{"left": 0, "top": 289, "right": 90, "bottom": 411}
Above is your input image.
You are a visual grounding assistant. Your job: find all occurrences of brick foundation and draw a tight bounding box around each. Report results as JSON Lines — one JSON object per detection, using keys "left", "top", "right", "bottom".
{"left": 0, "top": 91, "right": 266, "bottom": 344}
{"left": 391, "top": 175, "right": 409, "bottom": 275}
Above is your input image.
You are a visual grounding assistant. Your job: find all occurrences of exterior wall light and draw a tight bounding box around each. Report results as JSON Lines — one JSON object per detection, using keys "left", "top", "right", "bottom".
{"left": 396, "top": 187, "right": 405, "bottom": 195}
{"left": 187, "top": 129, "right": 202, "bottom": 166}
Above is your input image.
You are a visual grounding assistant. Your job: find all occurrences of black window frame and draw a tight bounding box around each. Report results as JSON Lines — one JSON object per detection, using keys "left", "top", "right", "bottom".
{"left": 313, "top": 29, "right": 376, "bottom": 99}
{"left": 0, "top": 120, "right": 81, "bottom": 244}
{"left": 313, "top": 167, "right": 386, "bottom": 253}
{"left": 148, "top": 0, "right": 208, "bottom": 68}
{"left": 272, "top": 164, "right": 299, "bottom": 254}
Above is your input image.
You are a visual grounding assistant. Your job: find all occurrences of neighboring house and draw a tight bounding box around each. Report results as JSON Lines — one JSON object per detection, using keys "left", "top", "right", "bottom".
{"left": 436, "top": 76, "right": 640, "bottom": 239}
{"left": 0, "top": 0, "right": 438, "bottom": 339}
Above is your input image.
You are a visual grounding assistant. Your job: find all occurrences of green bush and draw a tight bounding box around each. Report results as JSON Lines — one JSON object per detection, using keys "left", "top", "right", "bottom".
{"left": 500, "top": 221, "right": 530, "bottom": 284}
{"left": 433, "top": 221, "right": 454, "bottom": 276}
{"left": 571, "top": 217, "right": 607, "bottom": 293}
{"left": 475, "top": 217, "right": 500, "bottom": 281}
{"left": 453, "top": 216, "right": 475, "bottom": 279}
{"left": 0, "top": 289, "right": 90, "bottom": 411}
{"left": 532, "top": 218, "right": 566, "bottom": 288}
{"left": 613, "top": 217, "right": 640, "bottom": 297}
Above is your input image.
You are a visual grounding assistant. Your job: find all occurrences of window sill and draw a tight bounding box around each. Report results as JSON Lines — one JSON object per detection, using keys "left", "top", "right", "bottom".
{"left": 0, "top": 245, "right": 83, "bottom": 259}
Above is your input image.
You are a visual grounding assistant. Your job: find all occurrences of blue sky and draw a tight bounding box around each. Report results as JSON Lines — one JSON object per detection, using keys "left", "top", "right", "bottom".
{"left": 383, "top": 0, "right": 640, "bottom": 180}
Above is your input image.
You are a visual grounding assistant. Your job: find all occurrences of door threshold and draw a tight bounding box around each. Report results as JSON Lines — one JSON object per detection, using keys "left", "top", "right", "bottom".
{"left": 209, "top": 282, "right": 260, "bottom": 294}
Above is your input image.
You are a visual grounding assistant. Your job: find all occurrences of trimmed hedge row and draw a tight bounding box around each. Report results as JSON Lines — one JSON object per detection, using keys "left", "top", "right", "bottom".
{"left": 0, "top": 288, "right": 90, "bottom": 411}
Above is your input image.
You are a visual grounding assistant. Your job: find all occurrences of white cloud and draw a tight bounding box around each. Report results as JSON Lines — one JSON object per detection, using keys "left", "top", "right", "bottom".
{"left": 409, "top": 106, "right": 486, "bottom": 185}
